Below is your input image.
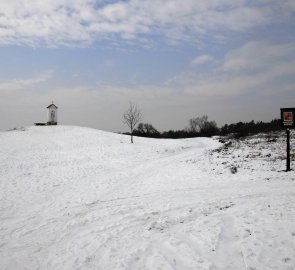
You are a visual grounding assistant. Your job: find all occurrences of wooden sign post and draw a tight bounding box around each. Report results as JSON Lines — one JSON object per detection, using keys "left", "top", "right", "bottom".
{"left": 280, "top": 108, "right": 295, "bottom": 171}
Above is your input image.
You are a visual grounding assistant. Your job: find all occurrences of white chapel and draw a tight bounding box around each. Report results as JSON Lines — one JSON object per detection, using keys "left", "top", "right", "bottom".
{"left": 47, "top": 103, "right": 58, "bottom": 125}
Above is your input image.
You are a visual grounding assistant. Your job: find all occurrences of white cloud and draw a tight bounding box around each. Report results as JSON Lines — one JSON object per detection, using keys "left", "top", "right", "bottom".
{"left": 0, "top": 0, "right": 294, "bottom": 47}
{"left": 191, "top": 55, "right": 214, "bottom": 66}
{"left": 223, "top": 41, "right": 295, "bottom": 72}
{"left": 166, "top": 40, "right": 295, "bottom": 97}
{"left": 0, "top": 71, "right": 53, "bottom": 93}
{"left": 185, "top": 60, "right": 295, "bottom": 97}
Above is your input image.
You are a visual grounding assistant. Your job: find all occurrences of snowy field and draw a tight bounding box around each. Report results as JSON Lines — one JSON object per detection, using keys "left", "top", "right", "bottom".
{"left": 0, "top": 126, "right": 295, "bottom": 270}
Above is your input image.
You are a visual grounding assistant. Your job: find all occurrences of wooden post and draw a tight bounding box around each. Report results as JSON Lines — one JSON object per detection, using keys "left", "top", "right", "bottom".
{"left": 280, "top": 108, "right": 294, "bottom": 172}
{"left": 286, "top": 128, "right": 290, "bottom": 171}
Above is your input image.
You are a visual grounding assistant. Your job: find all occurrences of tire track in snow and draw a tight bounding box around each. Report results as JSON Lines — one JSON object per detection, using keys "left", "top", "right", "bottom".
{"left": 210, "top": 215, "right": 246, "bottom": 270}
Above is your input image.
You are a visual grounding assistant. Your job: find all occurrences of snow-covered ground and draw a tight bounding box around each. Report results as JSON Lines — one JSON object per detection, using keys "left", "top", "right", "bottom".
{"left": 0, "top": 126, "right": 294, "bottom": 270}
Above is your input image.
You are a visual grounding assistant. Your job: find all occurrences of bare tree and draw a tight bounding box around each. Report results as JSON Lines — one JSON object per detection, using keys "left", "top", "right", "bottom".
{"left": 189, "top": 115, "right": 208, "bottom": 133}
{"left": 135, "top": 123, "right": 160, "bottom": 137}
{"left": 189, "top": 118, "right": 199, "bottom": 133}
{"left": 123, "top": 102, "right": 142, "bottom": 143}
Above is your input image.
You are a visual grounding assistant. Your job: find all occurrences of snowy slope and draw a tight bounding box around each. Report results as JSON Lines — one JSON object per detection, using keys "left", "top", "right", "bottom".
{"left": 0, "top": 126, "right": 294, "bottom": 270}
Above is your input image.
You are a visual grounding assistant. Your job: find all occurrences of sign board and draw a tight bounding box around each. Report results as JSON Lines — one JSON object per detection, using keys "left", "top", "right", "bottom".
{"left": 280, "top": 108, "right": 295, "bottom": 128}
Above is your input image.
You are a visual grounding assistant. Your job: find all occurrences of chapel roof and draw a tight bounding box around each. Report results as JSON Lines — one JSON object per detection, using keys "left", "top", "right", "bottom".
{"left": 47, "top": 103, "right": 58, "bottom": 109}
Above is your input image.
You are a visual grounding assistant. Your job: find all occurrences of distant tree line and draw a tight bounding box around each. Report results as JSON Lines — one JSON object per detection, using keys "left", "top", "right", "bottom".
{"left": 219, "top": 119, "right": 281, "bottom": 138}
{"left": 122, "top": 102, "right": 282, "bottom": 141}
{"left": 124, "top": 117, "right": 282, "bottom": 139}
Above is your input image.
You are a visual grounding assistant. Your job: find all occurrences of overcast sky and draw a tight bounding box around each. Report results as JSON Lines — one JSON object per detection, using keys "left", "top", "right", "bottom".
{"left": 0, "top": 0, "right": 295, "bottom": 132}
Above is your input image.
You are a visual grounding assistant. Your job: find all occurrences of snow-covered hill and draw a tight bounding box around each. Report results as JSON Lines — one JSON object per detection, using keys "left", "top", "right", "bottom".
{"left": 0, "top": 126, "right": 294, "bottom": 270}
